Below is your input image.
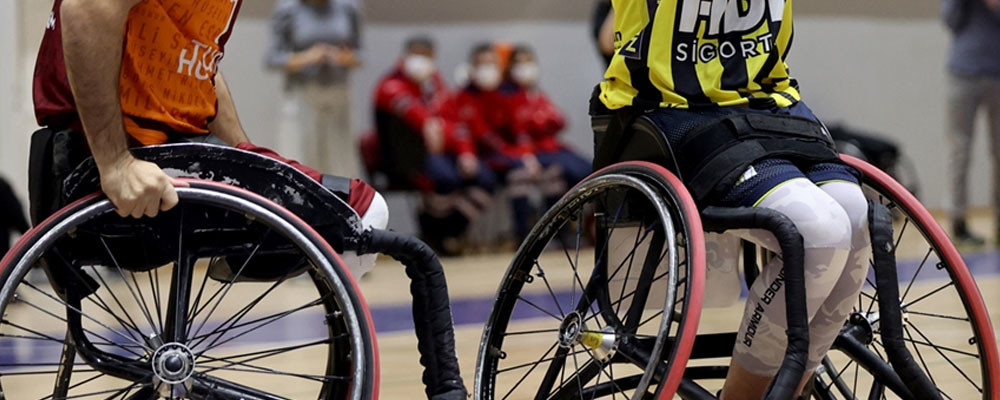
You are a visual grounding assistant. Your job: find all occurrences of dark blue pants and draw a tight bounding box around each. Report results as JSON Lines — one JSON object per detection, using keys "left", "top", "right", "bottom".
{"left": 536, "top": 149, "right": 592, "bottom": 187}
{"left": 424, "top": 154, "right": 498, "bottom": 194}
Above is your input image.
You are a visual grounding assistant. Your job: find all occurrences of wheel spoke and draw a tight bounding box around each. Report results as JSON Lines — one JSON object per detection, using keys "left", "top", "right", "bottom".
{"left": 892, "top": 218, "right": 909, "bottom": 255}
{"left": 903, "top": 325, "right": 936, "bottom": 388}
{"left": 49, "top": 251, "right": 145, "bottom": 341}
{"left": 905, "top": 310, "right": 969, "bottom": 322}
{"left": 580, "top": 345, "right": 626, "bottom": 397}
{"left": 534, "top": 260, "right": 566, "bottom": 318}
{"left": 496, "top": 348, "right": 588, "bottom": 374}
{"left": 185, "top": 257, "right": 215, "bottom": 340}
{"left": 39, "top": 372, "right": 108, "bottom": 400}
{"left": 504, "top": 328, "right": 561, "bottom": 337}
{"left": 189, "top": 229, "right": 271, "bottom": 342}
{"left": 903, "top": 320, "right": 981, "bottom": 392}
{"left": 515, "top": 295, "right": 563, "bottom": 322}
{"left": 902, "top": 281, "right": 955, "bottom": 309}
{"left": 614, "top": 226, "right": 646, "bottom": 316}
{"left": 823, "top": 358, "right": 854, "bottom": 393}
{"left": 20, "top": 282, "right": 149, "bottom": 353}
{"left": 51, "top": 378, "right": 150, "bottom": 400}
{"left": 199, "top": 336, "right": 339, "bottom": 366}
{"left": 194, "top": 295, "right": 328, "bottom": 356}
{"left": 195, "top": 358, "right": 348, "bottom": 383}
{"left": 900, "top": 247, "right": 934, "bottom": 303}
{"left": 98, "top": 237, "right": 161, "bottom": 336}
{"left": 187, "top": 278, "right": 287, "bottom": 351}
{"left": 499, "top": 342, "right": 557, "bottom": 400}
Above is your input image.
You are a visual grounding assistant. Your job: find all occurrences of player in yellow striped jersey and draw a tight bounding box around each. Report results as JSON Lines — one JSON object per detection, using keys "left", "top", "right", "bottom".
{"left": 593, "top": 1, "right": 874, "bottom": 399}
{"left": 600, "top": 0, "right": 798, "bottom": 109}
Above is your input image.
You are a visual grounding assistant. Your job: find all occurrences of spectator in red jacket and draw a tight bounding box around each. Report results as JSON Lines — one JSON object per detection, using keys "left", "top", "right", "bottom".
{"left": 505, "top": 45, "right": 591, "bottom": 198}
{"left": 444, "top": 43, "right": 541, "bottom": 240}
{"left": 372, "top": 36, "right": 496, "bottom": 252}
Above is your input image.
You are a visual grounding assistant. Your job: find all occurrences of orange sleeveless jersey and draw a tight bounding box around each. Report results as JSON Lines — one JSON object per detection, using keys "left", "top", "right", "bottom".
{"left": 119, "top": 0, "right": 241, "bottom": 145}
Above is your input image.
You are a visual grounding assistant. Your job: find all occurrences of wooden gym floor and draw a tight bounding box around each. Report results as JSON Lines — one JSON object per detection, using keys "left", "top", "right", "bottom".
{"left": 0, "top": 210, "right": 997, "bottom": 399}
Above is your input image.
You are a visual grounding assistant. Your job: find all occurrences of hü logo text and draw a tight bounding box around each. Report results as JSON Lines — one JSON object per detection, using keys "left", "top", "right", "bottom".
{"left": 177, "top": 40, "right": 222, "bottom": 81}
{"left": 678, "top": 0, "right": 785, "bottom": 36}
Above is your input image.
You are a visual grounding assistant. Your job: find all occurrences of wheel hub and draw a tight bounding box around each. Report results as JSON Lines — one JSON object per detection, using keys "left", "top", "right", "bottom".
{"left": 151, "top": 342, "right": 195, "bottom": 384}
{"left": 847, "top": 312, "right": 878, "bottom": 345}
{"left": 557, "top": 312, "right": 619, "bottom": 362}
{"left": 558, "top": 312, "right": 584, "bottom": 348}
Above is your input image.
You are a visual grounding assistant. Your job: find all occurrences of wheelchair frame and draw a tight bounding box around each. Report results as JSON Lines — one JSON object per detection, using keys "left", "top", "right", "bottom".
{"left": 474, "top": 114, "right": 1000, "bottom": 400}
{"left": 0, "top": 140, "right": 467, "bottom": 399}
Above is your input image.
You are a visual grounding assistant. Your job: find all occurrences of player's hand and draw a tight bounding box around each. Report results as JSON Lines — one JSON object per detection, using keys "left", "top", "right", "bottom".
{"left": 988, "top": 0, "right": 999, "bottom": 10}
{"left": 458, "top": 153, "right": 480, "bottom": 179}
{"left": 422, "top": 118, "right": 445, "bottom": 154}
{"left": 288, "top": 45, "right": 328, "bottom": 71}
{"left": 329, "top": 46, "right": 359, "bottom": 67}
{"left": 521, "top": 154, "right": 542, "bottom": 178}
{"left": 99, "top": 156, "right": 178, "bottom": 218}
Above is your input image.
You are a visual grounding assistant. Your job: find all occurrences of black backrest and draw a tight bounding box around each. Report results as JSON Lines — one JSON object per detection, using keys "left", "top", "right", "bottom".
{"left": 374, "top": 109, "right": 427, "bottom": 190}
{"left": 592, "top": 114, "right": 680, "bottom": 175}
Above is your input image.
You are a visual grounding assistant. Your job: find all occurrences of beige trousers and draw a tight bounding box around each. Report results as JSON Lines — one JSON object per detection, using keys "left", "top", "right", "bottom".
{"left": 278, "top": 83, "right": 360, "bottom": 178}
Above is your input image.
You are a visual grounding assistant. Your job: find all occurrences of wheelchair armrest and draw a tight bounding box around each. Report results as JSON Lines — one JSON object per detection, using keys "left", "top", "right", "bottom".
{"left": 60, "top": 143, "right": 366, "bottom": 252}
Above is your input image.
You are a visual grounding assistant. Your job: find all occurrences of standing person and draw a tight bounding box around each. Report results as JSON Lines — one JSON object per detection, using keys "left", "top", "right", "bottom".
{"left": 373, "top": 36, "right": 496, "bottom": 253}
{"left": 942, "top": 0, "right": 1000, "bottom": 245}
{"left": 266, "top": 0, "right": 363, "bottom": 178}
{"left": 0, "top": 176, "right": 29, "bottom": 257}
{"left": 505, "top": 44, "right": 591, "bottom": 204}
{"left": 598, "top": 1, "right": 870, "bottom": 398}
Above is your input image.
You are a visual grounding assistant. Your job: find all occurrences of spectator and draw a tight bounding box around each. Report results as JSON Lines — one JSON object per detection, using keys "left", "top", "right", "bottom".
{"left": 372, "top": 37, "right": 496, "bottom": 254}
{"left": 504, "top": 44, "right": 592, "bottom": 206}
{"left": 942, "top": 0, "right": 1000, "bottom": 244}
{"left": 266, "top": 0, "right": 363, "bottom": 178}
{"left": 591, "top": 0, "right": 616, "bottom": 67}
{"left": 0, "top": 177, "right": 29, "bottom": 257}
{"left": 444, "top": 43, "right": 540, "bottom": 241}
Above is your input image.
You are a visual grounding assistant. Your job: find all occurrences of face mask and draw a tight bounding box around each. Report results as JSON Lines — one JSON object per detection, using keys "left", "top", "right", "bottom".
{"left": 472, "top": 63, "right": 502, "bottom": 91}
{"left": 510, "top": 62, "right": 540, "bottom": 87}
{"left": 403, "top": 55, "right": 436, "bottom": 82}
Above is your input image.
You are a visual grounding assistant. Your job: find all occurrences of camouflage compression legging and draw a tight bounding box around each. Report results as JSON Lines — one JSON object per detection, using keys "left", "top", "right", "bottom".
{"left": 719, "top": 177, "right": 872, "bottom": 376}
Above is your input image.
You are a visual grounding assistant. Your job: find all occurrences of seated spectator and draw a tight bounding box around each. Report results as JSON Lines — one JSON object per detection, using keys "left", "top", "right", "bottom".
{"left": 504, "top": 44, "right": 591, "bottom": 205}
{"left": 370, "top": 36, "right": 496, "bottom": 253}
{"left": 443, "top": 43, "right": 540, "bottom": 241}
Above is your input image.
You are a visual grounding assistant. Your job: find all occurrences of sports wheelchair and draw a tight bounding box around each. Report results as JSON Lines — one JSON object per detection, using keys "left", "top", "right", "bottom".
{"left": 0, "top": 131, "right": 466, "bottom": 399}
{"left": 475, "top": 115, "right": 1000, "bottom": 399}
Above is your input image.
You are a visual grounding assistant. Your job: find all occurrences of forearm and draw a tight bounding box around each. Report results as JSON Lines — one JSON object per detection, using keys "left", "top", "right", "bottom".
{"left": 209, "top": 73, "right": 250, "bottom": 145}
{"left": 60, "top": 0, "right": 139, "bottom": 170}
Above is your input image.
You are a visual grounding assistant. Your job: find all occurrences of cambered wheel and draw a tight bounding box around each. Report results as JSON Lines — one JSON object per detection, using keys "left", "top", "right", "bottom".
{"left": 0, "top": 181, "right": 377, "bottom": 400}
{"left": 476, "top": 161, "right": 705, "bottom": 400}
{"left": 811, "top": 155, "right": 999, "bottom": 400}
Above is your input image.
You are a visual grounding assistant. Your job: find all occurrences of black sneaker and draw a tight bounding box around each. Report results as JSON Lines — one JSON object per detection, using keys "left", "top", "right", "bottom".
{"left": 953, "top": 219, "right": 986, "bottom": 247}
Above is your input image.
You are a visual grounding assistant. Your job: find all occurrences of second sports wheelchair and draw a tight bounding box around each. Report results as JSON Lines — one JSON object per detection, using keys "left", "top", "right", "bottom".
{"left": 0, "top": 130, "right": 466, "bottom": 399}
{"left": 475, "top": 115, "right": 1000, "bottom": 399}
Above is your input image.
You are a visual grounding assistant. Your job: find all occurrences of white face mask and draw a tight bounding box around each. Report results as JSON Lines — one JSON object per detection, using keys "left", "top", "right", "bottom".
{"left": 472, "top": 63, "right": 502, "bottom": 91}
{"left": 510, "top": 62, "right": 540, "bottom": 87}
{"left": 403, "top": 55, "right": 436, "bottom": 82}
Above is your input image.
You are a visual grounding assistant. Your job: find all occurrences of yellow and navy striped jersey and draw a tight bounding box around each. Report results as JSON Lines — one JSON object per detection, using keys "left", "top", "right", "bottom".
{"left": 599, "top": 0, "right": 800, "bottom": 110}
